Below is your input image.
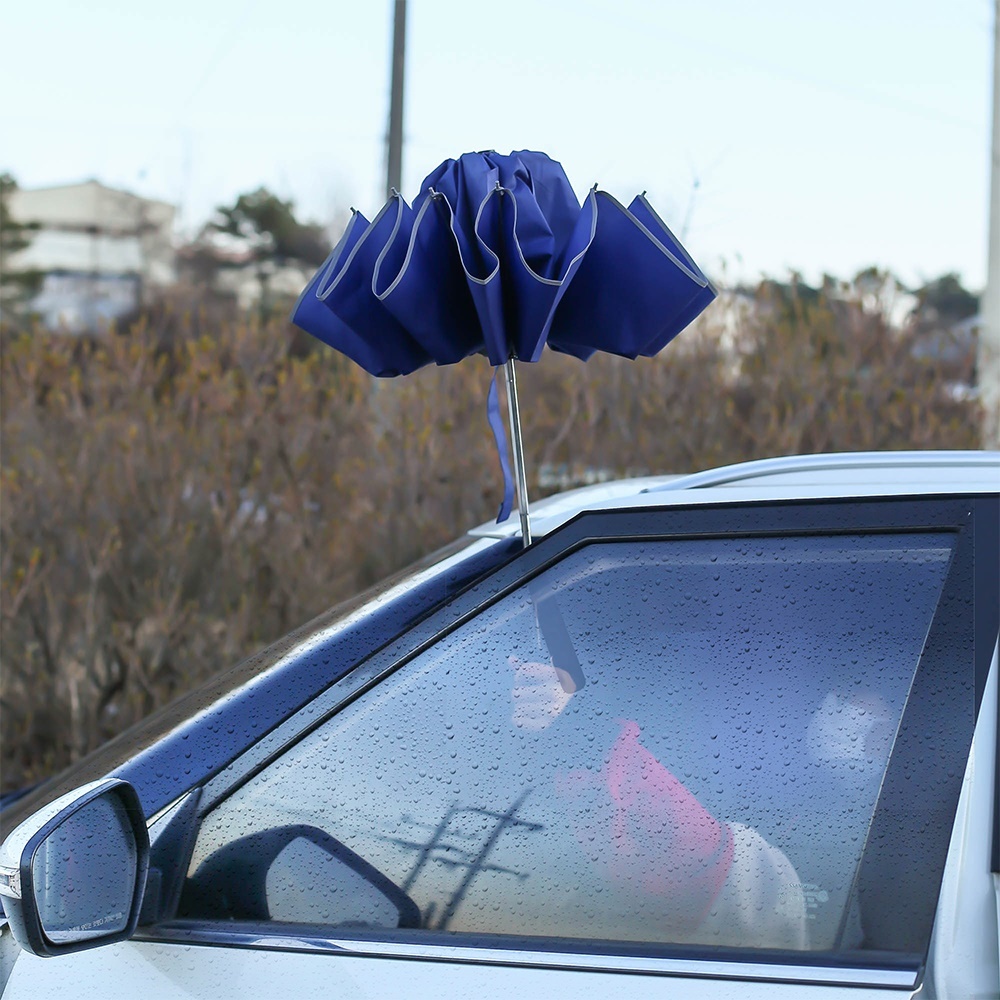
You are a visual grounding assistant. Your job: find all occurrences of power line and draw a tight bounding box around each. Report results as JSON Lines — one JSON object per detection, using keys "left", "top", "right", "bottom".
{"left": 179, "top": 0, "right": 262, "bottom": 113}
{"left": 569, "top": 0, "right": 982, "bottom": 134}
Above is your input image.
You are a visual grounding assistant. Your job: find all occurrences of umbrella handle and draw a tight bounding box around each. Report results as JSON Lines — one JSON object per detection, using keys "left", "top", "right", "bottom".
{"left": 504, "top": 359, "right": 532, "bottom": 547}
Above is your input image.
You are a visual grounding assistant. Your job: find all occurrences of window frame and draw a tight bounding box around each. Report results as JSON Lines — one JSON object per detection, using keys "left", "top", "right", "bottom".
{"left": 140, "top": 494, "right": 999, "bottom": 990}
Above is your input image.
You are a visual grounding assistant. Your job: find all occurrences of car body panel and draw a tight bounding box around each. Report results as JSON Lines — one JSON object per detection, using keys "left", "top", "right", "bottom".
{"left": 923, "top": 644, "right": 1000, "bottom": 999}
{"left": 2, "top": 451, "right": 998, "bottom": 999}
{"left": 3, "top": 938, "right": 920, "bottom": 1000}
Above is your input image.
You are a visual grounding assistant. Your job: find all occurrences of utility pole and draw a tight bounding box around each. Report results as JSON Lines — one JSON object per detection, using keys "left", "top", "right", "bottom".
{"left": 981, "top": 0, "right": 1000, "bottom": 448}
{"left": 386, "top": 0, "right": 407, "bottom": 201}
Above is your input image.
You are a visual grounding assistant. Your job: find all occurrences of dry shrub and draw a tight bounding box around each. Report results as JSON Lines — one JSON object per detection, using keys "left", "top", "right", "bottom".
{"left": 518, "top": 284, "right": 978, "bottom": 475}
{"left": 0, "top": 283, "right": 979, "bottom": 789}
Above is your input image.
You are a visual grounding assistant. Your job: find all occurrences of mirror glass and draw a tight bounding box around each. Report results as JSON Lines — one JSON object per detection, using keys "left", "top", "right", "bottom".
{"left": 265, "top": 836, "right": 402, "bottom": 927}
{"left": 31, "top": 792, "right": 137, "bottom": 943}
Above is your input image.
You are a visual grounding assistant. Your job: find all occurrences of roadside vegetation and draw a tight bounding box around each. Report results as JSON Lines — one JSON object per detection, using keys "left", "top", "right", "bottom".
{"left": 0, "top": 274, "right": 980, "bottom": 790}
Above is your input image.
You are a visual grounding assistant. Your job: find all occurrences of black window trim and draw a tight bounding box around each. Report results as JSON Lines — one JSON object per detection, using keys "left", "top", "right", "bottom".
{"left": 145, "top": 493, "right": 999, "bottom": 985}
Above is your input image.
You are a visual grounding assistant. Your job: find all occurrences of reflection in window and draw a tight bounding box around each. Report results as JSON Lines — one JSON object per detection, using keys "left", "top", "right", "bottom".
{"left": 184, "top": 533, "right": 953, "bottom": 953}
{"left": 266, "top": 837, "right": 403, "bottom": 927}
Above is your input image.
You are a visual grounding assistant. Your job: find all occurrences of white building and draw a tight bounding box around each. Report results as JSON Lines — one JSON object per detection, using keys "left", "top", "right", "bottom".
{"left": 7, "top": 180, "right": 176, "bottom": 331}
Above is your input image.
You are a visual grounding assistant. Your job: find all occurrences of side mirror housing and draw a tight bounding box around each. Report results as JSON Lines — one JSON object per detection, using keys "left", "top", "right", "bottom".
{"left": 0, "top": 779, "right": 148, "bottom": 957}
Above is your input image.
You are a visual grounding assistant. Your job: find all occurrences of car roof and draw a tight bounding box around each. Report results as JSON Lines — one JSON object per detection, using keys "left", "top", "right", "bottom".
{"left": 469, "top": 450, "right": 1000, "bottom": 540}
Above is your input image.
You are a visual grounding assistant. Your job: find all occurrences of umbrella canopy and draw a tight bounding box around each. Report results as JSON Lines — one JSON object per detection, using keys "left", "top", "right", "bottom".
{"left": 292, "top": 150, "right": 716, "bottom": 376}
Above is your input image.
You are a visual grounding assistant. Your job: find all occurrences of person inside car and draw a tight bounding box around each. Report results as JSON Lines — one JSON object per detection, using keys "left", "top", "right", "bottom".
{"left": 510, "top": 655, "right": 809, "bottom": 950}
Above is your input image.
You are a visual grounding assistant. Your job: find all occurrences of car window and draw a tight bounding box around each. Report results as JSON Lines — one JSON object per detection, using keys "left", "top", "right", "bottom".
{"left": 181, "top": 532, "right": 954, "bottom": 955}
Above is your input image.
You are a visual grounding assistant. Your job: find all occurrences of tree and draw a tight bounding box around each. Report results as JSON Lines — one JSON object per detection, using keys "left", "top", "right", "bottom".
{"left": 212, "top": 187, "right": 331, "bottom": 267}
{"left": 912, "top": 274, "right": 979, "bottom": 324}
{"left": 0, "top": 173, "right": 43, "bottom": 325}
{"left": 908, "top": 274, "right": 980, "bottom": 372}
{"left": 205, "top": 187, "right": 333, "bottom": 319}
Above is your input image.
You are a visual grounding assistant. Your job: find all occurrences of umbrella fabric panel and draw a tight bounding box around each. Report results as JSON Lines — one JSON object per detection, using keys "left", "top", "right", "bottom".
{"left": 374, "top": 195, "right": 484, "bottom": 367}
{"left": 292, "top": 210, "right": 433, "bottom": 378}
{"left": 414, "top": 153, "right": 592, "bottom": 365}
{"left": 292, "top": 150, "right": 717, "bottom": 375}
{"left": 626, "top": 195, "right": 717, "bottom": 356}
{"left": 416, "top": 150, "right": 580, "bottom": 280}
{"left": 547, "top": 191, "right": 716, "bottom": 362}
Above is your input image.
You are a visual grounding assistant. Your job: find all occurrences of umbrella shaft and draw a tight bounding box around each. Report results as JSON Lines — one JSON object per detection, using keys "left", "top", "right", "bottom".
{"left": 504, "top": 359, "right": 532, "bottom": 547}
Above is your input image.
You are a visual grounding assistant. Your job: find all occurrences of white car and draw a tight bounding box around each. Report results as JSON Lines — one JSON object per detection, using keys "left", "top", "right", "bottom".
{"left": 2, "top": 451, "right": 998, "bottom": 999}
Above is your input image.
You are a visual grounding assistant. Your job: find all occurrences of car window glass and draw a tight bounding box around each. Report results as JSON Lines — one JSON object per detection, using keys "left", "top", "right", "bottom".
{"left": 265, "top": 837, "right": 402, "bottom": 927}
{"left": 182, "top": 532, "right": 954, "bottom": 954}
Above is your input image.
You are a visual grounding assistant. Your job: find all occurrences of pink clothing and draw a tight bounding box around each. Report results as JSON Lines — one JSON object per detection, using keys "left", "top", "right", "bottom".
{"left": 558, "top": 720, "right": 735, "bottom": 928}
{"left": 556, "top": 720, "right": 808, "bottom": 948}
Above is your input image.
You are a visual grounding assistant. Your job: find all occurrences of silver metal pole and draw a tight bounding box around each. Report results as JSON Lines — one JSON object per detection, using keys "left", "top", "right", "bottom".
{"left": 385, "top": 0, "right": 407, "bottom": 201}
{"left": 504, "top": 358, "right": 532, "bottom": 547}
{"left": 979, "top": 0, "right": 1000, "bottom": 448}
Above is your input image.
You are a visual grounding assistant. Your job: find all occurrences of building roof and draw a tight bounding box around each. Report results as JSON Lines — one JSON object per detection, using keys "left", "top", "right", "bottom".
{"left": 8, "top": 180, "right": 175, "bottom": 234}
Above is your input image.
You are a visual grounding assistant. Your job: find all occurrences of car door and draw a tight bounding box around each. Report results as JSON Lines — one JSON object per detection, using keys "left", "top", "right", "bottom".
{"left": 5, "top": 495, "right": 997, "bottom": 1000}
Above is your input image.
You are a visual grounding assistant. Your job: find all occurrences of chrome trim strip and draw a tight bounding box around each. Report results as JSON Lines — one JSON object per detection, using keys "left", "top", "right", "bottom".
{"left": 326, "top": 939, "right": 919, "bottom": 987}
{"left": 140, "top": 927, "right": 918, "bottom": 988}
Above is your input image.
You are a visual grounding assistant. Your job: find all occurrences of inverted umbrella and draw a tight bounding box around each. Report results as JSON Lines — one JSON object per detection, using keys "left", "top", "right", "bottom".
{"left": 292, "top": 150, "right": 717, "bottom": 543}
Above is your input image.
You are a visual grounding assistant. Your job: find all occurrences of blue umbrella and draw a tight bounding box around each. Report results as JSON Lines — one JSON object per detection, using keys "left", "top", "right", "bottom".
{"left": 292, "top": 150, "right": 717, "bottom": 540}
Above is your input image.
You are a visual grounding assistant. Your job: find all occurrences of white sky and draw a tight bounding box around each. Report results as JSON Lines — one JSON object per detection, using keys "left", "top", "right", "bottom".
{"left": 1, "top": 0, "right": 995, "bottom": 289}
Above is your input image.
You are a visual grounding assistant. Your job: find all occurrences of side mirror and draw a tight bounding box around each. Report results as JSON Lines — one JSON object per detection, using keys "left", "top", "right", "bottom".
{"left": 0, "top": 779, "right": 148, "bottom": 957}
